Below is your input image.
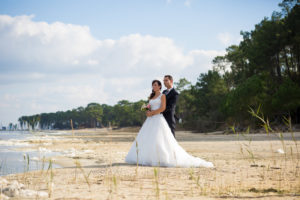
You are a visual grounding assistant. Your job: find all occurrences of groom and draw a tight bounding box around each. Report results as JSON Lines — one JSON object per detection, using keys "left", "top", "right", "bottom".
{"left": 162, "top": 75, "right": 179, "bottom": 138}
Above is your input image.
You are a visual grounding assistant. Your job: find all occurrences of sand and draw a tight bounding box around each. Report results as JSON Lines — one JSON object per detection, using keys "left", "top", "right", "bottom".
{"left": 2, "top": 128, "right": 300, "bottom": 199}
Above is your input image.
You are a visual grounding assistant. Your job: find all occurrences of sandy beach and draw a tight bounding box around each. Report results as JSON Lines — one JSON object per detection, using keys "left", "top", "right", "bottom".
{"left": 1, "top": 128, "right": 300, "bottom": 199}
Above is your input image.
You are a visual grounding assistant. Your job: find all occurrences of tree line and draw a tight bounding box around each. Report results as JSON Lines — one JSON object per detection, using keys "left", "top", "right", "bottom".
{"left": 18, "top": 101, "right": 147, "bottom": 130}
{"left": 176, "top": 0, "right": 300, "bottom": 131}
{"left": 18, "top": 0, "right": 300, "bottom": 132}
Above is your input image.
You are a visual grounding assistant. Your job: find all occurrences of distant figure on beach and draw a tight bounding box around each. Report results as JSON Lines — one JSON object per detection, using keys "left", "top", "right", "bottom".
{"left": 125, "top": 76, "right": 214, "bottom": 168}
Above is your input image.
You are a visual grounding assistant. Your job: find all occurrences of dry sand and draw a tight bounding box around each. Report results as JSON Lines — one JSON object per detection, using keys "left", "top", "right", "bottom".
{"left": 2, "top": 128, "right": 300, "bottom": 199}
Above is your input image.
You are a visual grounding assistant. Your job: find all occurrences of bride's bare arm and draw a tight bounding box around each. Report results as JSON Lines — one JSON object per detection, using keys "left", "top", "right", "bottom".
{"left": 149, "top": 94, "right": 166, "bottom": 116}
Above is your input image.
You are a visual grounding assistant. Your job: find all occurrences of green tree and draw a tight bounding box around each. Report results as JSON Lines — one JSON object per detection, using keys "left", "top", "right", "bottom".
{"left": 85, "top": 103, "right": 103, "bottom": 128}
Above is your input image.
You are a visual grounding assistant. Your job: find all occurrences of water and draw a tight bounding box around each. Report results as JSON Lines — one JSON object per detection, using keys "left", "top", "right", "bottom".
{"left": 0, "top": 131, "right": 62, "bottom": 176}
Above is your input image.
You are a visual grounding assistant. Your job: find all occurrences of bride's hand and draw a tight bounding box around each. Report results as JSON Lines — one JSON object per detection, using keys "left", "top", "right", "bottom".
{"left": 146, "top": 111, "right": 152, "bottom": 117}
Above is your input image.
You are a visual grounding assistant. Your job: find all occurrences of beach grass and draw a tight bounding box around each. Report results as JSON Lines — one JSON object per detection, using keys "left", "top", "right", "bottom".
{"left": 1, "top": 126, "right": 299, "bottom": 199}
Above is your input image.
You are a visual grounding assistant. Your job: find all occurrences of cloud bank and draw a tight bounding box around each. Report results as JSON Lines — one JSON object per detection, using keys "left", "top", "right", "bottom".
{"left": 0, "top": 14, "right": 225, "bottom": 124}
{"left": 217, "top": 32, "right": 242, "bottom": 46}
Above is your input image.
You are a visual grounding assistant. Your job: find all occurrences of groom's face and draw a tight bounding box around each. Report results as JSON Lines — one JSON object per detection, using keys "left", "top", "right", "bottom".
{"left": 163, "top": 77, "right": 173, "bottom": 89}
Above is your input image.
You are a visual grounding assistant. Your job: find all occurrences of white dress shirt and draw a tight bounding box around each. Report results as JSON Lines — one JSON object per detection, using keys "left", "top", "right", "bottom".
{"left": 165, "top": 87, "right": 173, "bottom": 95}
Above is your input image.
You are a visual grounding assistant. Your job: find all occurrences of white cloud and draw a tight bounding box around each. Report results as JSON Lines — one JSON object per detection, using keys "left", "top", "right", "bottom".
{"left": 0, "top": 14, "right": 225, "bottom": 125}
{"left": 180, "top": 49, "right": 226, "bottom": 81}
{"left": 0, "top": 14, "right": 100, "bottom": 67}
{"left": 217, "top": 32, "right": 242, "bottom": 46}
{"left": 166, "top": 0, "right": 192, "bottom": 7}
{"left": 87, "top": 59, "right": 99, "bottom": 65}
{"left": 184, "top": 0, "right": 192, "bottom": 7}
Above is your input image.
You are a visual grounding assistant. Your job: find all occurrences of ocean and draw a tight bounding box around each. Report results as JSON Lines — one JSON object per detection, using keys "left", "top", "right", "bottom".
{"left": 0, "top": 130, "right": 62, "bottom": 176}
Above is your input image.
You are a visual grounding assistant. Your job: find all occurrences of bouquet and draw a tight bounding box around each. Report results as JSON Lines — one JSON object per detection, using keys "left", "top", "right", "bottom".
{"left": 141, "top": 103, "right": 151, "bottom": 111}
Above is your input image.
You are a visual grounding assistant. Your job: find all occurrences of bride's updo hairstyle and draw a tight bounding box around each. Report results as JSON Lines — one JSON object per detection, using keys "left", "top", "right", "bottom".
{"left": 149, "top": 80, "right": 162, "bottom": 100}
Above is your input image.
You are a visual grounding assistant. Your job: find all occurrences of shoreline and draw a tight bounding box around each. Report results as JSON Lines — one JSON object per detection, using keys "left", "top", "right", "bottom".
{"left": 3, "top": 128, "right": 300, "bottom": 169}
{"left": 1, "top": 129, "right": 299, "bottom": 199}
{"left": 4, "top": 125, "right": 300, "bottom": 135}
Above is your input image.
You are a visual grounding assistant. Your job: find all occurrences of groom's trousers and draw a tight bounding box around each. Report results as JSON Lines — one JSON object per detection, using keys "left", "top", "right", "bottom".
{"left": 163, "top": 112, "right": 176, "bottom": 138}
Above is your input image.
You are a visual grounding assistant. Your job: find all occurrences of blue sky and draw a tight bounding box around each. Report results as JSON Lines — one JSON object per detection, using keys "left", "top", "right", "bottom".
{"left": 0, "top": 0, "right": 281, "bottom": 50}
{"left": 0, "top": 0, "right": 282, "bottom": 125}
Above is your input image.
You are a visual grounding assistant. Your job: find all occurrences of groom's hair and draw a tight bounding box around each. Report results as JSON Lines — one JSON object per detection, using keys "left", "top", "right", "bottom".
{"left": 164, "top": 75, "right": 173, "bottom": 81}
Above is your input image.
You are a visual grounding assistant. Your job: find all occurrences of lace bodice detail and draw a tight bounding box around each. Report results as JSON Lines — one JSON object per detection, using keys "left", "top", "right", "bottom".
{"left": 149, "top": 93, "right": 162, "bottom": 111}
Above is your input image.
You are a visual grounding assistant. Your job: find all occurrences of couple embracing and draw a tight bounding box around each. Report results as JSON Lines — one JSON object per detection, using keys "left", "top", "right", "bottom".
{"left": 125, "top": 75, "right": 214, "bottom": 168}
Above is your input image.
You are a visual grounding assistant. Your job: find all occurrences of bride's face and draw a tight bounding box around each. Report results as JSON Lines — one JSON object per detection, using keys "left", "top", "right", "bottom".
{"left": 152, "top": 82, "right": 161, "bottom": 92}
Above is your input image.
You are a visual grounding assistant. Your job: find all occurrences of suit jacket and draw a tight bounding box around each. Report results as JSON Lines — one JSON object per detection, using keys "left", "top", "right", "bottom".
{"left": 162, "top": 88, "right": 179, "bottom": 123}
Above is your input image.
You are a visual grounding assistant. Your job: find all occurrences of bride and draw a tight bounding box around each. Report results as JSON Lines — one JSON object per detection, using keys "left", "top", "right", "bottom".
{"left": 125, "top": 80, "right": 214, "bottom": 168}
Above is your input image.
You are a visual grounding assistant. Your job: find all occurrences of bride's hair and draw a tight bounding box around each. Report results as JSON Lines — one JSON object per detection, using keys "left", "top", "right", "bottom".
{"left": 149, "top": 80, "right": 162, "bottom": 100}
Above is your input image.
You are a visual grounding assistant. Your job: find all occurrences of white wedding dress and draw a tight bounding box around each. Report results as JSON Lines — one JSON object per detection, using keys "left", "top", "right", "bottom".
{"left": 125, "top": 93, "right": 214, "bottom": 168}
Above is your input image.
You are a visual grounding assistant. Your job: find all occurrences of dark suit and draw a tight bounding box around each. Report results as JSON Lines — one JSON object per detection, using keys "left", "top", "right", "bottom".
{"left": 162, "top": 88, "right": 179, "bottom": 138}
